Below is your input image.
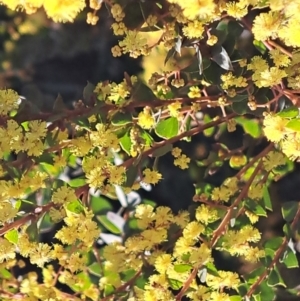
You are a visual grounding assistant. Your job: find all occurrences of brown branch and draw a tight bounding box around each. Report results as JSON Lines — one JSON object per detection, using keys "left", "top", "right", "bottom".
{"left": 211, "top": 160, "right": 264, "bottom": 247}
{"left": 100, "top": 269, "right": 142, "bottom": 301}
{"left": 123, "top": 113, "right": 237, "bottom": 169}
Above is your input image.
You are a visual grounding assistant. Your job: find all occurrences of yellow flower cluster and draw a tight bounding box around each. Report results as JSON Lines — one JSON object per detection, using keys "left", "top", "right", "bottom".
{"left": 211, "top": 177, "right": 239, "bottom": 202}
{"left": 263, "top": 113, "right": 300, "bottom": 160}
{"left": 1, "top": 0, "right": 85, "bottom": 22}
{"left": 0, "top": 119, "right": 47, "bottom": 158}
{"left": 219, "top": 225, "right": 265, "bottom": 262}
{"left": 171, "top": 147, "right": 191, "bottom": 169}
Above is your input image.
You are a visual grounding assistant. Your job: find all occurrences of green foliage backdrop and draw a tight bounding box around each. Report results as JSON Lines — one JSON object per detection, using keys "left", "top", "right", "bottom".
{"left": 0, "top": 0, "right": 299, "bottom": 301}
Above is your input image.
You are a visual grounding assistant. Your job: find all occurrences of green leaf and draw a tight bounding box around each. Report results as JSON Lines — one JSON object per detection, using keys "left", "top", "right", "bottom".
{"left": 124, "top": 165, "right": 138, "bottom": 187}
{"left": 206, "top": 262, "right": 220, "bottom": 277}
{"left": 263, "top": 186, "right": 272, "bottom": 211}
{"left": 152, "top": 144, "right": 173, "bottom": 157}
{"left": 0, "top": 268, "right": 12, "bottom": 279}
{"left": 281, "top": 201, "right": 299, "bottom": 222}
{"left": 104, "top": 284, "right": 115, "bottom": 296}
{"left": 53, "top": 94, "right": 68, "bottom": 113}
{"left": 25, "top": 222, "right": 39, "bottom": 242}
{"left": 203, "top": 114, "right": 215, "bottom": 137}
{"left": 244, "top": 199, "right": 266, "bottom": 216}
{"left": 174, "top": 264, "right": 192, "bottom": 273}
{"left": 119, "top": 130, "right": 132, "bottom": 155}
{"left": 168, "top": 278, "right": 182, "bottom": 290}
{"left": 88, "top": 262, "right": 102, "bottom": 277}
{"left": 4, "top": 229, "right": 18, "bottom": 244}
{"left": 286, "top": 119, "right": 300, "bottom": 131}
{"left": 66, "top": 199, "right": 85, "bottom": 214}
{"left": 236, "top": 117, "right": 262, "bottom": 138}
{"left": 96, "top": 215, "right": 122, "bottom": 234}
{"left": 141, "top": 129, "right": 154, "bottom": 146}
{"left": 111, "top": 112, "right": 132, "bottom": 126}
{"left": 194, "top": 44, "right": 203, "bottom": 75}
{"left": 281, "top": 247, "right": 299, "bottom": 268}
{"left": 68, "top": 178, "right": 86, "bottom": 188}
{"left": 230, "top": 296, "right": 242, "bottom": 301}
{"left": 90, "top": 195, "right": 112, "bottom": 214}
{"left": 254, "top": 282, "right": 275, "bottom": 301}
{"left": 211, "top": 45, "right": 233, "bottom": 70}
{"left": 264, "top": 237, "right": 284, "bottom": 250}
{"left": 267, "top": 266, "right": 286, "bottom": 287}
{"left": 227, "top": 20, "right": 244, "bottom": 37}
{"left": 164, "top": 46, "right": 176, "bottom": 65}
{"left": 155, "top": 117, "right": 179, "bottom": 139}
{"left": 83, "top": 81, "right": 96, "bottom": 106}
{"left": 253, "top": 40, "right": 267, "bottom": 54}
{"left": 277, "top": 106, "right": 299, "bottom": 118}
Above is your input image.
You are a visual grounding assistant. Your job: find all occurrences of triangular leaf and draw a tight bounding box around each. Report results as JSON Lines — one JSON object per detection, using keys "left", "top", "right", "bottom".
{"left": 211, "top": 45, "right": 233, "bottom": 70}
{"left": 155, "top": 117, "right": 179, "bottom": 139}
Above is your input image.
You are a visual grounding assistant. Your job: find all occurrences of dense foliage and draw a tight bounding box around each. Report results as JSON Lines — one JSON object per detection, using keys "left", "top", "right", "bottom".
{"left": 0, "top": 0, "right": 300, "bottom": 300}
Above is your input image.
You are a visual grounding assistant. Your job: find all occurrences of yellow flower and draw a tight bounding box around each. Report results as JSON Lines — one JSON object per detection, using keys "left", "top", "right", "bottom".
{"left": 43, "top": 0, "right": 85, "bottom": 22}
{"left": 252, "top": 12, "right": 282, "bottom": 41}
{"left": 143, "top": 168, "right": 162, "bottom": 185}
{"left": 263, "top": 113, "right": 288, "bottom": 143}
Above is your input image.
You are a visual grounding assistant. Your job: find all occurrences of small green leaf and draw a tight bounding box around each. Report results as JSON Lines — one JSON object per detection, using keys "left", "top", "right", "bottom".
{"left": 4, "top": 229, "right": 19, "bottom": 244}
{"left": 281, "top": 201, "right": 299, "bottom": 222}
{"left": 253, "top": 40, "right": 267, "bottom": 54}
{"left": 230, "top": 296, "right": 242, "bottom": 301}
{"left": 97, "top": 215, "right": 122, "bottom": 234}
{"left": 277, "top": 106, "right": 299, "bottom": 118}
{"left": 119, "top": 130, "right": 132, "bottom": 155}
{"left": 111, "top": 112, "right": 132, "bottom": 126}
{"left": 281, "top": 247, "right": 298, "bottom": 268}
{"left": 211, "top": 45, "right": 233, "bottom": 70}
{"left": 25, "top": 222, "right": 39, "bottom": 242}
{"left": 66, "top": 200, "right": 84, "bottom": 214}
{"left": 263, "top": 186, "right": 272, "bottom": 211}
{"left": 286, "top": 119, "right": 300, "bottom": 132}
{"left": 0, "top": 268, "right": 12, "bottom": 279}
{"left": 53, "top": 94, "right": 67, "bottom": 113}
{"left": 168, "top": 278, "right": 182, "bottom": 290}
{"left": 83, "top": 81, "right": 96, "bottom": 106}
{"left": 68, "top": 178, "right": 86, "bottom": 188}
{"left": 206, "top": 262, "right": 220, "bottom": 277}
{"left": 90, "top": 195, "right": 112, "bottom": 214}
{"left": 124, "top": 165, "right": 138, "bottom": 187}
{"left": 88, "top": 262, "right": 102, "bottom": 277}
{"left": 267, "top": 267, "right": 286, "bottom": 287}
{"left": 194, "top": 44, "right": 203, "bottom": 75}
{"left": 155, "top": 117, "right": 179, "bottom": 139}
{"left": 152, "top": 144, "right": 173, "bottom": 157}
{"left": 264, "top": 237, "right": 284, "bottom": 250}
{"left": 174, "top": 264, "right": 192, "bottom": 273}
{"left": 244, "top": 199, "right": 266, "bottom": 216}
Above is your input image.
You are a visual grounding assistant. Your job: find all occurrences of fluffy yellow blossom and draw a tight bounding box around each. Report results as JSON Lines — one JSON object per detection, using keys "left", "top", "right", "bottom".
{"left": 188, "top": 86, "right": 201, "bottom": 98}
{"left": 263, "top": 113, "right": 288, "bottom": 143}
{"left": 174, "top": 154, "right": 191, "bottom": 169}
{"left": 196, "top": 204, "right": 219, "bottom": 225}
{"left": 138, "top": 107, "right": 155, "bottom": 129}
{"left": 143, "top": 168, "right": 162, "bottom": 185}
{"left": 168, "top": 0, "right": 216, "bottom": 20}
{"left": 43, "top": 0, "right": 85, "bottom": 23}
{"left": 0, "top": 89, "right": 20, "bottom": 115}
{"left": 252, "top": 12, "right": 282, "bottom": 41}
{"left": 155, "top": 254, "right": 172, "bottom": 274}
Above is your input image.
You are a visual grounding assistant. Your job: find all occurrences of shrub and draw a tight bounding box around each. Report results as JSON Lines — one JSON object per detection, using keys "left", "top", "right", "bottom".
{"left": 0, "top": 1, "right": 299, "bottom": 301}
